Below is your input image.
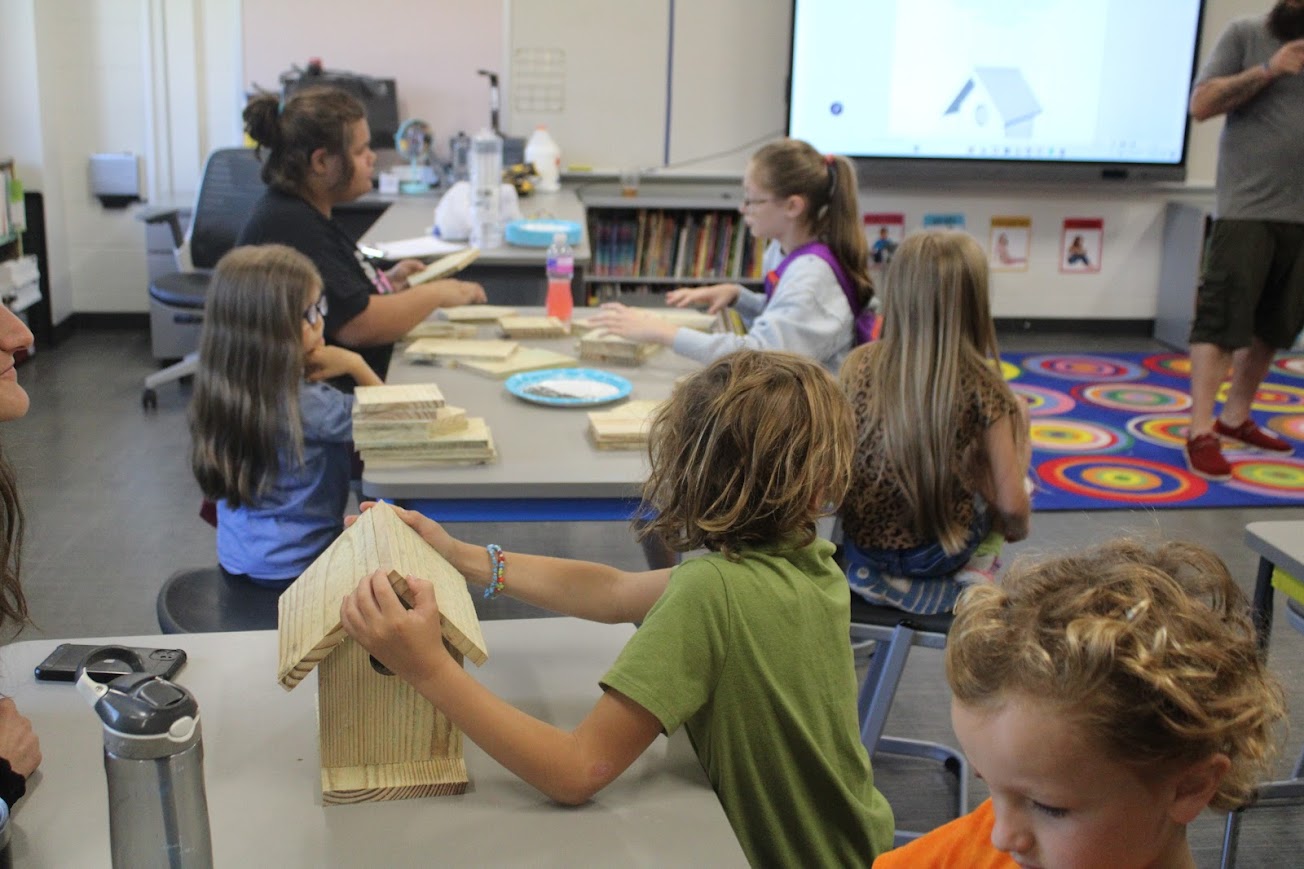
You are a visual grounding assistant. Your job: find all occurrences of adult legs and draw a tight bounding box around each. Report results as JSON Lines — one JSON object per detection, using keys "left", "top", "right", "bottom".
{"left": 1188, "top": 337, "right": 1276, "bottom": 437}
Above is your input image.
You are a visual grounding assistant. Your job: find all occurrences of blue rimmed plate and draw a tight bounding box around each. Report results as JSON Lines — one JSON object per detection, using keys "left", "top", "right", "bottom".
{"left": 504, "top": 368, "right": 632, "bottom": 407}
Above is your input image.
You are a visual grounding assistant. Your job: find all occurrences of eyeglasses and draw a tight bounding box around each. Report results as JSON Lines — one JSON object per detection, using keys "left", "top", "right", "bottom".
{"left": 739, "top": 195, "right": 775, "bottom": 209}
{"left": 304, "top": 295, "right": 329, "bottom": 326}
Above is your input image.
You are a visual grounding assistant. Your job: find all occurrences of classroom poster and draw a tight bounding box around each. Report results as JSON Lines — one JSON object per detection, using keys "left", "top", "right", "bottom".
{"left": 989, "top": 216, "right": 1031, "bottom": 272}
{"left": 863, "top": 212, "right": 905, "bottom": 270}
{"left": 923, "top": 213, "right": 966, "bottom": 230}
{"left": 1060, "top": 218, "right": 1103, "bottom": 273}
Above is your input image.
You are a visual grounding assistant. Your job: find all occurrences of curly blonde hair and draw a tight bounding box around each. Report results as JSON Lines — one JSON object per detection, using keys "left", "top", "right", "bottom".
{"left": 638, "top": 350, "right": 854, "bottom": 560}
{"left": 947, "top": 538, "right": 1284, "bottom": 810}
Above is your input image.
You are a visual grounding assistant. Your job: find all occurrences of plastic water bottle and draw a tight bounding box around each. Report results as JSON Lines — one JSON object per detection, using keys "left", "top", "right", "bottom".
{"left": 545, "top": 232, "right": 574, "bottom": 326}
{"left": 449, "top": 131, "right": 471, "bottom": 184}
{"left": 78, "top": 647, "right": 213, "bottom": 868}
{"left": 524, "top": 126, "right": 562, "bottom": 193}
{"left": 469, "top": 127, "right": 503, "bottom": 249}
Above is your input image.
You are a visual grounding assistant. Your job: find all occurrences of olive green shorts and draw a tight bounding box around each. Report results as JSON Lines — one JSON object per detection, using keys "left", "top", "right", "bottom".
{"left": 1189, "top": 219, "right": 1304, "bottom": 350}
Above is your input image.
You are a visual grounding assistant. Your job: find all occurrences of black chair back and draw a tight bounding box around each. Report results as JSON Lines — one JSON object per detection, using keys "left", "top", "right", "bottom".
{"left": 188, "top": 148, "right": 267, "bottom": 269}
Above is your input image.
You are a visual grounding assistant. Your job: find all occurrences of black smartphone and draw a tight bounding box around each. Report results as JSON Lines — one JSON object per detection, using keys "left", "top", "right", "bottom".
{"left": 33, "top": 643, "right": 187, "bottom": 684}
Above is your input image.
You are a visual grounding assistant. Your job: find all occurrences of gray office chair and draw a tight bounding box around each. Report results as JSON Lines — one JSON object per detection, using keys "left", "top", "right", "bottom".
{"left": 142, "top": 147, "right": 266, "bottom": 409}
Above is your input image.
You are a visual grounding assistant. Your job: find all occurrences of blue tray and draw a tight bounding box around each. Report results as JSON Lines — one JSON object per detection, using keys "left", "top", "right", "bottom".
{"left": 504, "top": 368, "right": 632, "bottom": 407}
{"left": 504, "top": 219, "right": 583, "bottom": 247}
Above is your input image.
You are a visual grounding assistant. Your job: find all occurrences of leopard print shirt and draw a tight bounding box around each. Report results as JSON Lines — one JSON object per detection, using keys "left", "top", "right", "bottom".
{"left": 840, "top": 345, "right": 1019, "bottom": 551}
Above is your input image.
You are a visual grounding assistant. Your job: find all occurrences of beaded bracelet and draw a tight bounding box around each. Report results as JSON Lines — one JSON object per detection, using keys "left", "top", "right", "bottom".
{"left": 483, "top": 543, "right": 506, "bottom": 599}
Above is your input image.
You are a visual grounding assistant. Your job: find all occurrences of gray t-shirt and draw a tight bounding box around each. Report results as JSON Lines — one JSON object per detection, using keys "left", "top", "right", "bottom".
{"left": 1196, "top": 15, "right": 1304, "bottom": 222}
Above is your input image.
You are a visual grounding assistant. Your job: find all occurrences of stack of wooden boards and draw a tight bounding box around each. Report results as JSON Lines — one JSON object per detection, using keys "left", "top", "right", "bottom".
{"left": 404, "top": 337, "right": 578, "bottom": 379}
{"left": 352, "top": 384, "right": 496, "bottom": 466}
{"left": 587, "top": 399, "right": 662, "bottom": 450}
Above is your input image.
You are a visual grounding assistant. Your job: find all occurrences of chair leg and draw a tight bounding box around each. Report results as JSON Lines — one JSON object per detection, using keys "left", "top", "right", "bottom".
{"left": 857, "top": 625, "right": 915, "bottom": 752}
{"left": 1220, "top": 809, "right": 1243, "bottom": 869}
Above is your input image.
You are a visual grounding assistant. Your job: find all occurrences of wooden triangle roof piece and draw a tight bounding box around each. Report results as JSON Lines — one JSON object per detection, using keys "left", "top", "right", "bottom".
{"left": 277, "top": 502, "right": 487, "bottom": 690}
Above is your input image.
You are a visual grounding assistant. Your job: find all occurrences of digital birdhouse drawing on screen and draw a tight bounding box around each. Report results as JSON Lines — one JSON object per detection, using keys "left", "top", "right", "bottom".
{"left": 943, "top": 67, "right": 1042, "bottom": 139}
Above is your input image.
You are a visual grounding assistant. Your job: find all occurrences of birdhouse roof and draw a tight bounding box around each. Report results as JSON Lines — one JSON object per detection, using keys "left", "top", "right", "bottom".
{"left": 277, "top": 502, "right": 488, "bottom": 690}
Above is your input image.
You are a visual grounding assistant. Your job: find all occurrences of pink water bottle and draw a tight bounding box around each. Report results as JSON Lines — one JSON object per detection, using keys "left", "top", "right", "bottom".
{"left": 545, "top": 232, "right": 574, "bottom": 326}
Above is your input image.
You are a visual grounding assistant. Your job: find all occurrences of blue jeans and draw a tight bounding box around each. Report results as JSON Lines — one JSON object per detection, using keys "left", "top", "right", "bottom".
{"left": 842, "top": 509, "right": 992, "bottom": 615}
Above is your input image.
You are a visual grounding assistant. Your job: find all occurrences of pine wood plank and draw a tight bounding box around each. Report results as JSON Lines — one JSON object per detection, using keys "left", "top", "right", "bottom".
{"left": 404, "top": 321, "right": 479, "bottom": 340}
{"left": 353, "top": 383, "right": 446, "bottom": 419}
{"left": 455, "top": 347, "right": 579, "bottom": 379}
{"left": 406, "top": 247, "right": 481, "bottom": 287}
{"left": 587, "top": 399, "right": 662, "bottom": 449}
{"left": 438, "top": 304, "right": 519, "bottom": 322}
{"left": 352, "top": 407, "right": 469, "bottom": 446}
{"left": 404, "top": 338, "right": 520, "bottom": 362}
{"left": 497, "top": 315, "right": 568, "bottom": 339}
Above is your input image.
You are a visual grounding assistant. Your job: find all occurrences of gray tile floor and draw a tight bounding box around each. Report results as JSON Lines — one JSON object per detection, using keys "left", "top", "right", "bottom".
{"left": 9, "top": 327, "right": 1304, "bottom": 865}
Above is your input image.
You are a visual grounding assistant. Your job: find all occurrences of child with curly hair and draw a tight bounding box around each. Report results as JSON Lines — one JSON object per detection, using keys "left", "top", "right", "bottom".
{"left": 874, "top": 538, "right": 1285, "bottom": 868}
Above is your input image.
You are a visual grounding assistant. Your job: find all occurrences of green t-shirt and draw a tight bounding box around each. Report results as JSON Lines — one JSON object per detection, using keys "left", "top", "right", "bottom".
{"left": 602, "top": 538, "right": 895, "bottom": 866}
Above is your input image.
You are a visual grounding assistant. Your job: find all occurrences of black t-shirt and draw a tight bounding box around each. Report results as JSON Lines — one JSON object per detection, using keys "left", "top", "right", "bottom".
{"left": 237, "top": 188, "right": 393, "bottom": 379}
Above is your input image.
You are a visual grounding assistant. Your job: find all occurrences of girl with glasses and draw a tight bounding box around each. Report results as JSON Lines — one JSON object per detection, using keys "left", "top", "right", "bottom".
{"left": 190, "top": 244, "right": 382, "bottom": 587}
{"left": 590, "top": 137, "right": 875, "bottom": 373}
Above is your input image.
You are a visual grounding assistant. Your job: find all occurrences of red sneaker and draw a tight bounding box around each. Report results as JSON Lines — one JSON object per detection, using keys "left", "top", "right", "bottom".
{"left": 1185, "top": 433, "right": 1232, "bottom": 481}
{"left": 1214, "top": 418, "right": 1293, "bottom": 454}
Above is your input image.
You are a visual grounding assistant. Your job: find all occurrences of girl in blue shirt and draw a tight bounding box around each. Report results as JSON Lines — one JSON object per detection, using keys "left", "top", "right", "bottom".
{"left": 190, "top": 244, "right": 381, "bottom": 586}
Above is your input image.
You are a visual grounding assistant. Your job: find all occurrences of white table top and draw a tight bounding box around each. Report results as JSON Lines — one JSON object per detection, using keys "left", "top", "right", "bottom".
{"left": 1246, "top": 521, "right": 1304, "bottom": 578}
{"left": 361, "top": 189, "right": 592, "bottom": 266}
{"left": 362, "top": 311, "right": 700, "bottom": 502}
{"left": 1, "top": 621, "right": 744, "bottom": 867}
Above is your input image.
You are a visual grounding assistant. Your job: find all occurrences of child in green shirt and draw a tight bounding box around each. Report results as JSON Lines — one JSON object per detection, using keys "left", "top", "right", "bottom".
{"left": 341, "top": 349, "right": 895, "bottom": 865}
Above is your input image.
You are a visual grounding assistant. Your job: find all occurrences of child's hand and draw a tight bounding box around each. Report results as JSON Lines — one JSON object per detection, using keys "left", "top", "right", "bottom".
{"left": 434, "top": 279, "right": 488, "bottom": 306}
{"left": 341, "top": 569, "right": 449, "bottom": 685}
{"left": 306, "top": 344, "right": 367, "bottom": 382}
{"left": 347, "top": 501, "right": 460, "bottom": 561}
{"left": 665, "top": 283, "right": 739, "bottom": 314}
{"left": 587, "top": 303, "right": 678, "bottom": 346}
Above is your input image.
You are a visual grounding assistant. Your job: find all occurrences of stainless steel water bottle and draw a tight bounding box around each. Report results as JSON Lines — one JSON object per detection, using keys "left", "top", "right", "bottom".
{"left": 77, "top": 647, "right": 213, "bottom": 868}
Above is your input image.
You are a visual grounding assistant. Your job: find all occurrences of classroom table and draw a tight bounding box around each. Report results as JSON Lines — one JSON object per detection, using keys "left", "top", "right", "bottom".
{"left": 1245, "top": 520, "right": 1304, "bottom": 651}
{"left": 1, "top": 620, "right": 744, "bottom": 867}
{"left": 361, "top": 310, "right": 701, "bottom": 522}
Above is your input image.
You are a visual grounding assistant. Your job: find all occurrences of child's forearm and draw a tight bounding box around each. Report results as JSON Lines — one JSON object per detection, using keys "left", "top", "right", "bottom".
{"left": 445, "top": 539, "right": 669, "bottom": 623}
{"left": 414, "top": 659, "right": 601, "bottom": 805}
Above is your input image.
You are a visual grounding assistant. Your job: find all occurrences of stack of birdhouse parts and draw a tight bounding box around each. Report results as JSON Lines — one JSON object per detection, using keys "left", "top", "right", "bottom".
{"left": 352, "top": 383, "right": 496, "bottom": 467}
{"left": 576, "top": 328, "right": 660, "bottom": 365}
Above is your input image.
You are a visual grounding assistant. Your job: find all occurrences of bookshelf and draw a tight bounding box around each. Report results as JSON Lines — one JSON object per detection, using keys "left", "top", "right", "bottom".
{"left": 582, "top": 183, "right": 765, "bottom": 305}
{"left": 0, "top": 159, "right": 47, "bottom": 351}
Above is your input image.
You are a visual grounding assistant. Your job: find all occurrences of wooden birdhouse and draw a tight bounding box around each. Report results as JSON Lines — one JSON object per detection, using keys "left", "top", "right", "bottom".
{"left": 276, "top": 501, "right": 488, "bottom": 804}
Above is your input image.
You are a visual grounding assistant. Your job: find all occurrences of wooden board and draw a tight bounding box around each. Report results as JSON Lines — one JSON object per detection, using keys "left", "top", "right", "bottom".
{"left": 405, "top": 338, "right": 519, "bottom": 363}
{"left": 404, "top": 320, "right": 479, "bottom": 340}
{"left": 587, "top": 399, "right": 662, "bottom": 449}
{"left": 359, "top": 419, "right": 497, "bottom": 463}
{"left": 406, "top": 247, "right": 481, "bottom": 287}
{"left": 572, "top": 308, "right": 716, "bottom": 334}
{"left": 352, "top": 406, "right": 469, "bottom": 446}
{"left": 454, "top": 347, "right": 579, "bottom": 379}
{"left": 353, "top": 383, "right": 445, "bottom": 419}
{"left": 578, "top": 329, "right": 660, "bottom": 365}
{"left": 277, "top": 501, "right": 487, "bottom": 691}
{"left": 438, "top": 304, "right": 519, "bottom": 323}
{"left": 318, "top": 641, "right": 469, "bottom": 802}
{"left": 497, "top": 315, "right": 568, "bottom": 339}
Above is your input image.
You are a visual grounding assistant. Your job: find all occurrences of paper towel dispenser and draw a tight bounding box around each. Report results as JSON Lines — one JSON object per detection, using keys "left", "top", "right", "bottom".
{"left": 89, "top": 153, "right": 143, "bottom": 208}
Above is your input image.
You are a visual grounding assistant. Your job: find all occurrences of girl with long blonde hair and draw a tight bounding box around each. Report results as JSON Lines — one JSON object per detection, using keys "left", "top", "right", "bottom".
{"left": 839, "top": 230, "right": 1029, "bottom": 614}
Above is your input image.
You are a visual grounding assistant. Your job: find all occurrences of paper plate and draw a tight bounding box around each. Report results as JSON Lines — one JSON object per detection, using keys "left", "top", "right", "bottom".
{"left": 504, "top": 219, "right": 583, "bottom": 247}
{"left": 505, "top": 368, "right": 632, "bottom": 407}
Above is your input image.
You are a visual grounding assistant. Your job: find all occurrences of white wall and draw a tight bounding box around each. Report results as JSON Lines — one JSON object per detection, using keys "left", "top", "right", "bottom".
{"left": 0, "top": 0, "right": 1270, "bottom": 322}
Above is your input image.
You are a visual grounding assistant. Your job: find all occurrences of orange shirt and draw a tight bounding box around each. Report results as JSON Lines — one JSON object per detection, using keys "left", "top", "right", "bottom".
{"left": 873, "top": 800, "right": 1018, "bottom": 868}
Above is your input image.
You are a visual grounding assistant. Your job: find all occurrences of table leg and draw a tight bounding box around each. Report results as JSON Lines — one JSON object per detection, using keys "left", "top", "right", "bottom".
{"left": 1252, "top": 556, "right": 1275, "bottom": 655}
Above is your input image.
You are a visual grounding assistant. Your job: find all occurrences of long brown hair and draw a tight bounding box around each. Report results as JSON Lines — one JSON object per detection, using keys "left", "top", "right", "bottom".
{"left": 846, "top": 230, "right": 1015, "bottom": 553}
{"left": 243, "top": 87, "right": 365, "bottom": 195}
{"left": 750, "top": 138, "right": 873, "bottom": 308}
{"left": 0, "top": 444, "right": 27, "bottom": 634}
{"left": 189, "top": 245, "right": 321, "bottom": 507}
{"left": 639, "top": 350, "right": 854, "bottom": 559}
{"left": 948, "top": 539, "right": 1284, "bottom": 811}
